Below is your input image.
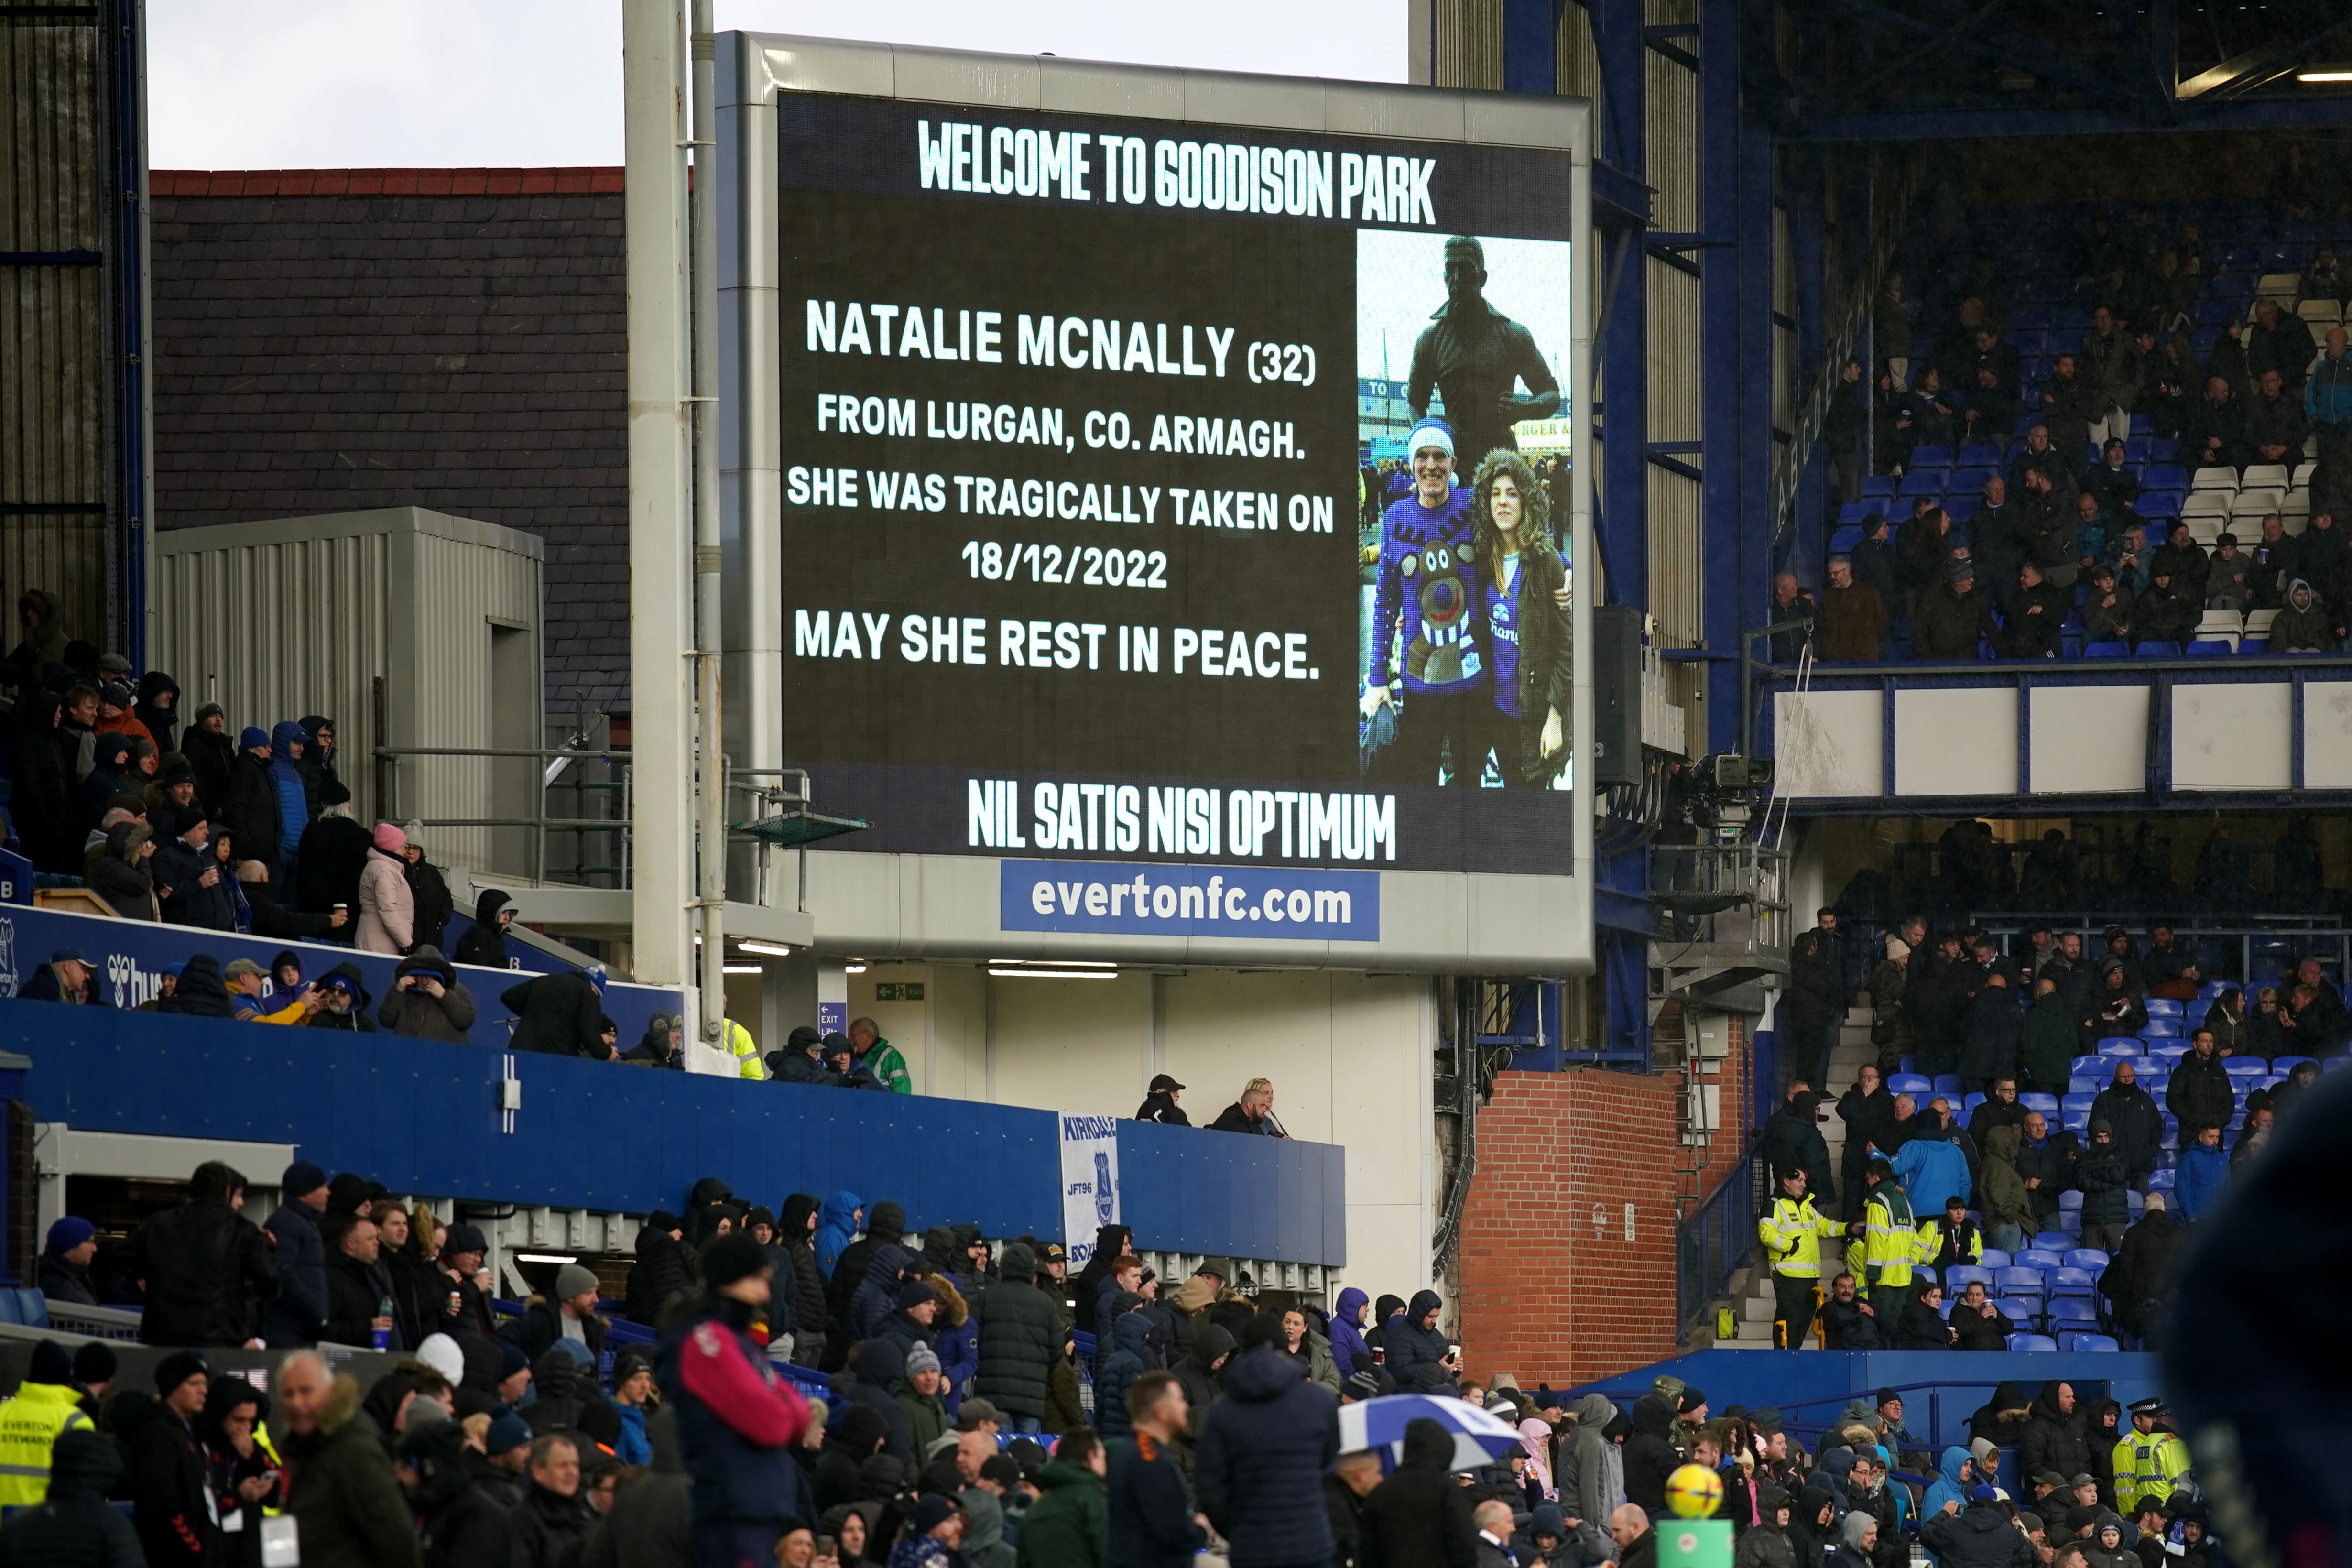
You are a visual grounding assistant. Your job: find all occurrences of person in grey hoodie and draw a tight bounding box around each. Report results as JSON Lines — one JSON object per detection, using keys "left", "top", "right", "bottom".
{"left": 1563, "top": 1394, "right": 1622, "bottom": 1528}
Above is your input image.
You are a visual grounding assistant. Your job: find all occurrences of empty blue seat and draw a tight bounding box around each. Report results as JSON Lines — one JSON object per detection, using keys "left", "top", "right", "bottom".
{"left": 2187, "top": 638, "right": 2232, "bottom": 656}
{"left": 2142, "top": 1019, "right": 2183, "bottom": 1037}
{"left": 2224, "top": 1059, "right": 2267, "bottom": 1078}
{"left": 2149, "top": 1166, "right": 2176, "bottom": 1191}
{"left": 1996, "top": 1265, "right": 2045, "bottom": 1296}
{"left": 1949, "top": 465, "right": 1997, "bottom": 494}
{"left": 2048, "top": 1298, "right": 2100, "bottom": 1327}
{"left": 2145, "top": 998, "right": 2183, "bottom": 1016}
{"left": 2058, "top": 1187, "right": 2084, "bottom": 1210}
{"left": 1837, "top": 502, "right": 1877, "bottom": 528}
{"left": 2150, "top": 437, "right": 2178, "bottom": 461}
{"left": 2049, "top": 1266, "right": 2097, "bottom": 1297}
{"left": 1979, "top": 1248, "right": 2013, "bottom": 1269}
{"left": 2085, "top": 640, "right": 2130, "bottom": 658}
{"left": 1901, "top": 468, "right": 1949, "bottom": 497}
{"left": 2237, "top": 637, "right": 2270, "bottom": 655}
{"left": 2016, "top": 1249, "right": 2064, "bottom": 1269}
{"left": 1862, "top": 475, "right": 1898, "bottom": 498}
{"left": 2061, "top": 1110, "right": 2089, "bottom": 1132}
{"left": 1996, "top": 1296, "right": 2043, "bottom": 1326}
{"left": 2134, "top": 641, "right": 2184, "bottom": 657}
{"left": 0, "top": 1293, "right": 21, "bottom": 1327}
{"left": 2198, "top": 980, "right": 2230, "bottom": 998}
{"left": 1911, "top": 445, "right": 1954, "bottom": 468}
{"left": 1890, "top": 1073, "right": 1932, "bottom": 1096}
{"left": 2148, "top": 1042, "right": 2189, "bottom": 1059}
{"left": 2065, "top": 1248, "right": 2111, "bottom": 1272}
{"left": 2071, "top": 1054, "right": 2110, "bottom": 1075}
{"left": 2020, "top": 1092, "right": 2060, "bottom": 1113}
{"left": 2143, "top": 464, "right": 2189, "bottom": 489}
{"left": 2124, "top": 435, "right": 2153, "bottom": 461}
{"left": 1933, "top": 1074, "right": 1964, "bottom": 1097}
{"left": 1830, "top": 526, "right": 1864, "bottom": 555}
{"left": 2060, "top": 1332, "right": 2121, "bottom": 1352}
{"left": 1945, "top": 1265, "right": 1994, "bottom": 1292}
{"left": 2061, "top": 1092, "right": 2098, "bottom": 1113}
{"left": 2008, "top": 1333, "right": 2060, "bottom": 1352}
{"left": 1943, "top": 494, "right": 1980, "bottom": 524}
{"left": 2067, "top": 1076, "right": 2102, "bottom": 1095}
{"left": 2036, "top": 1230, "right": 2081, "bottom": 1251}
{"left": 1963, "top": 1092, "right": 1988, "bottom": 1113}
{"left": 1957, "top": 443, "right": 2004, "bottom": 465}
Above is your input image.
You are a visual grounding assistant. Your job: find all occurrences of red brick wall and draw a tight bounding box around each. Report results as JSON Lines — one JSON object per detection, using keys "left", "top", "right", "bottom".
{"left": 1457, "top": 1016, "right": 1752, "bottom": 1384}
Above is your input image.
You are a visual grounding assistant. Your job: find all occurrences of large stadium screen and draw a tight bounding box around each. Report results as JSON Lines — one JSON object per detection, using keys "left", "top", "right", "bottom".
{"left": 772, "top": 91, "right": 1579, "bottom": 879}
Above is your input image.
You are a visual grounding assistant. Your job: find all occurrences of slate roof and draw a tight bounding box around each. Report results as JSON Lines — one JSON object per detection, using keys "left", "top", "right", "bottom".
{"left": 149, "top": 168, "right": 632, "bottom": 711}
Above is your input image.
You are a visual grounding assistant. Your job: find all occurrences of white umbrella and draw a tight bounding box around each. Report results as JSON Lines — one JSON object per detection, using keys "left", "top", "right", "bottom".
{"left": 1337, "top": 1393, "right": 1526, "bottom": 1475}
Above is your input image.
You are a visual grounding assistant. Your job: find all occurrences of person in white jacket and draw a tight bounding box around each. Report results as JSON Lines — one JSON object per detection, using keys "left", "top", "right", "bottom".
{"left": 356, "top": 821, "right": 415, "bottom": 954}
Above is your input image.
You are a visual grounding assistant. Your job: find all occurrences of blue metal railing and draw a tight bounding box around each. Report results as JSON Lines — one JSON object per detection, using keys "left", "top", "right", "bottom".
{"left": 1676, "top": 1133, "right": 1764, "bottom": 1339}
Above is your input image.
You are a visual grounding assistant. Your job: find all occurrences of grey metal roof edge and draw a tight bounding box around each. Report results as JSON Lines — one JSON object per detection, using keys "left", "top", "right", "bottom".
{"left": 734, "top": 33, "right": 1588, "bottom": 153}
{"left": 152, "top": 506, "right": 547, "bottom": 561}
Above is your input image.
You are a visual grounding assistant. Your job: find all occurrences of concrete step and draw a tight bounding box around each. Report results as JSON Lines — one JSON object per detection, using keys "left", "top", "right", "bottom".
{"left": 1733, "top": 1318, "right": 1776, "bottom": 1343}
{"left": 1741, "top": 1294, "right": 1777, "bottom": 1322}
{"left": 1845, "top": 1006, "right": 1873, "bottom": 1024}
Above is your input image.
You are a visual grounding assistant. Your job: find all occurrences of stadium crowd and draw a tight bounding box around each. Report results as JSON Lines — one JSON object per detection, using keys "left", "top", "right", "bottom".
{"left": 1781, "top": 207, "right": 2352, "bottom": 662}
{"left": 0, "top": 1161, "right": 2214, "bottom": 1568}
{"left": 1756, "top": 908, "right": 2333, "bottom": 1363}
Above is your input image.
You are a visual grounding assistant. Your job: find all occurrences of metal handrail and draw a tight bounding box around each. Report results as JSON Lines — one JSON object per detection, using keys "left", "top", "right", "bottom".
{"left": 1675, "top": 1131, "right": 1762, "bottom": 1340}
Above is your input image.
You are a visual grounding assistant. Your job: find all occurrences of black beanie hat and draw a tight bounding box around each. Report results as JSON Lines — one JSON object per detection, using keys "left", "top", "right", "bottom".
{"left": 72, "top": 1341, "right": 118, "bottom": 1386}
{"left": 701, "top": 1233, "right": 773, "bottom": 1290}
{"left": 26, "top": 1340, "right": 73, "bottom": 1385}
{"left": 154, "top": 1350, "right": 210, "bottom": 1397}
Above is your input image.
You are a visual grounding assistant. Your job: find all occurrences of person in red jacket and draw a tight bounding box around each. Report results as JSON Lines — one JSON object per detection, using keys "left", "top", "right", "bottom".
{"left": 658, "top": 1234, "right": 815, "bottom": 1568}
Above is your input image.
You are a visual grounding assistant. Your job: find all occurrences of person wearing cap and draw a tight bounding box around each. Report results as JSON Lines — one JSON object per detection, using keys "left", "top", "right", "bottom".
{"left": 894, "top": 1344, "right": 952, "bottom": 1455}
{"left": 894, "top": 1492, "right": 966, "bottom": 1566}
{"left": 130, "top": 1350, "right": 223, "bottom": 1568}
{"left": 221, "top": 957, "right": 302, "bottom": 1024}
{"left": 94, "top": 678, "right": 157, "bottom": 750}
{"left": 33, "top": 1215, "right": 99, "bottom": 1306}
{"left": 152, "top": 805, "right": 236, "bottom": 930}
{"left": 498, "top": 1262, "right": 608, "bottom": 1364}
{"left": 434, "top": 1221, "right": 498, "bottom": 1339}
{"left": 0, "top": 1339, "right": 97, "bottom": 1506}
{"left": 2112, "top": 1402, "right": 2189, "bottom": 1515}
{"left": 1134, "top": 1073, "right": 1190, "bottom": 1126}
{"left": 259, "top": 1159, "right": 332, "bottom": 1348}
{"left": 1911, "top": 554, "right": 1997, "bottom": 661}
{"left": 1365, "top": 412, "right": 1489, "bottom": 790}
{"left": 1762, "top": 1084, "right": 1839, "bottom": 1219}
{"left": 654, "top": 1232, "right": 814, "bottom": 1568}
{"left": 222, "top": 723, "right": 289, "bottom": 887}
{"left": 501, "top": 962, "right": 618, "bottom": 1060}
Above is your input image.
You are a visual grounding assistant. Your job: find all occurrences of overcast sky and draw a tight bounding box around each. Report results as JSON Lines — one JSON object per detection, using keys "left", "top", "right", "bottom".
{"left": 149, "top": 1, "right": 1409, "bottom": 169}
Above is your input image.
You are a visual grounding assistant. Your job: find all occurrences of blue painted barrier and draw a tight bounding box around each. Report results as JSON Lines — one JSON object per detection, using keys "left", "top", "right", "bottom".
{"left": 0, "top": 998, "right": 1346, "bottom": 1263}
{"left": 0, "top": 902, "right": 679, "bottom": 1049}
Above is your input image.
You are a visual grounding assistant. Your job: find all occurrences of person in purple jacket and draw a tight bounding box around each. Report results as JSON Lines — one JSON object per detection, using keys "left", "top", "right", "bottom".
{"left": 1365, "top": 417, "right": 1488, "bottom": 785}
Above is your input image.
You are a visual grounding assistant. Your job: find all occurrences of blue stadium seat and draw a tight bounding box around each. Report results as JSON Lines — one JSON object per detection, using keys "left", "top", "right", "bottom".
{"left": 1830, "top": 526, "right": 1864, "bottom": 555}
{"left": 1996, "top": 1296, "right": 2043, "bottom": 1328}
{"left": 2124, "top": 435, "right": 2153, "bottom": 462}
{"left": 2134, "top": 641, "right": 2184, "bottom": 657}
{"left": 2198, "top": 980, "right": 2231, "bottom": 998}
{"left": 2049, "top": 1266, "right": 2097, "bottom": 1297}
{"left": 2060, "top": 1333, "right": 2121, "bottom": 1352}
{"left": 2058, "top": 1187, "right": 2083, "bottom": 1211}
{"left": 1900, "top": 469, "right": 1948, "bottom": 498}
{"left": 2143, "top": 464, "right": 2189, "bottom": 490}
{"left": 2008, "top": 1333, "right": 2060, "bottom": 1352}
{"left": 1963, "top": 1092, "right": 1987, "bottom": 1113}
{"left": 2066, "top": 1076, "right": 2102, "bottom": 1095}
{"left": 1957, "top": 443, "right": 2004, "bottom": 465}
{"left": 2048, "top": 1298, "right": 2100, "bottom": 1328}
{"left": 2273, "top": 1056, "right": 2318, "bottom": 1075}
{"left": 2145, "top": 998, "right": 2183, "bottom": 1016}
{"left": 2061, "top": 1093, "right": 2098, "bottom": 1113}
{"left": 1933, "top": 1074, "right": 1963, "bottom": 1097}
{"left": 1949, "top": 465, "right": 1996, "bottom": 494}
{"left": 0, "top": 1293, "right": 21, "bottom": 1327}
{"left": 2071, "top": 1054, "right": 2110, "bottom": 1075}
{"left": 2084, "top": 640, "right": 2130, "bottom": 658}
{"left": 1996, "top": 1265, "right": 2046, "bottom": 1297}
{"left": 2098, "top": 1039, "right": 2142, "bottom": 1056}
{"left": 2134, "top": 491, "right": 2183, "bottom": 520}
{"left": 2141, "top": 1019, "right": 2183, "bottom": 1037}
{"left": 2187, "top": 639, "right": 2232, "bottom": 656}
{"left": 1837, "top": 502, "right": 1877, "bottom": 529}
{"left": 2147, "top": 1041, "right": 2189, "bottom": 1059}
{"left": 2035, "top": 1230, "right": 2080, "bottom": 1251}
{"left": 1945, "top": 1265, "right": 1994, "bottom": 1292}
{"left": 1862, "top": 475, "right": 1898, "bottom": 499}
{"left": 2224, "top": 1059, "right": 2267, "bottom": 1078}
{"left": 1943, "top": 494, "right": 1981, "bottom": 524}
{"left": 1890, "top": 1073, "right": 1932, "bottom": 1096}
{"left": 2019, "top": 1092, "right": 2060, "bottom": 1113}
{"left": 2061, "top": 1110, "right": 2089, "bottom": 1133}
{"left": 1911, "top": 445, "right": 1954, "bottom": 468}
{"left": 2236, "top": 637, "right": 2270, "bottom": 655}
{"left": 1978, "top": 1248, "right": 2012, "bottom": 1269}
{"left": 2016, "top": 1249, "right": 2063, "bottom": 1270}
{"left": 2150, "top": 438, "right": 2178, "bottom": 462}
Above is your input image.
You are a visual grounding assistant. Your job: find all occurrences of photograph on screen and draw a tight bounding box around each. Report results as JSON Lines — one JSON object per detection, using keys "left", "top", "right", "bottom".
{"left": 1356, "top": 229, "right": 1575, "bottom": 793}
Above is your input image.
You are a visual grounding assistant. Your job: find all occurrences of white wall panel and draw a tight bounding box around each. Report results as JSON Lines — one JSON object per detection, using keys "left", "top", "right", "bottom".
{"left": 2304, "top": 681, "right": 2352, "bottom": 787}
{"left": 2171, "top": 681, "right": 2291, "bottom": 791}
{"left": 2029, "top": 684, "right": 2148, "bottom": 793}
{"left": 1773, "top": 689, "right": 1883, "bottom": 797}
{"left": 1895, "top": 687, "right": 2017, "bottom": 795}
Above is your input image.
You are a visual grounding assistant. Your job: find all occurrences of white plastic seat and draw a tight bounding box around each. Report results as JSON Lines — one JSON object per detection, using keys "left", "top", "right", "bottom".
{"left": 2182, "top": 491, "right": 2232, "bottom": 518}
{"left": 2184, "top": 517, "right": 2222, "bottom": 547}
{"left": 2283, "top": 512, "right": 2310, "bottom": 536}
{"left": 2243, "top": 464, "right": 2292, "bottom": 490}
{"left": 2247, "top": 609, "right": 2280, "bottom": 635}
{"left": 2197, "top": 610, "right": 2245, "bottom": 634}
{"left": 2232, "top": 489, "right": 2285, "bottom": 518}
{"left": 2294, "top": 461, "right": 2319, "bottom": 487}
{"left": 2298, "top": 299, "right": 2343, "bottom": 327}
{"left": 2192, "top": 466, "right": 2241, "bottom": 492}
{"left": 2259, "top": 272, "right": 2302, "bottom": 297}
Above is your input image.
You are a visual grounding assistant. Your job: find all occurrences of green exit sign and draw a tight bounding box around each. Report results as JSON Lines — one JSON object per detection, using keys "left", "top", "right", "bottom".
{"left": 873, "top": 982, "right": 925, "bottom": 1002}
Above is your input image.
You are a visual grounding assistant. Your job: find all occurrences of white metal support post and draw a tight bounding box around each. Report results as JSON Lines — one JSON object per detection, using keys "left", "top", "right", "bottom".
{"left": 624, "top": 0, "right": 698, "bottom": 1039}
{"left": 689, "top": 0, "right": 729, "bottom": 1055}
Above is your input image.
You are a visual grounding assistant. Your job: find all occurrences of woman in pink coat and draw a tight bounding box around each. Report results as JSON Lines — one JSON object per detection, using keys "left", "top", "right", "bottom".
{"left": 356, "top": 821, "right": 415, "bottom": 954}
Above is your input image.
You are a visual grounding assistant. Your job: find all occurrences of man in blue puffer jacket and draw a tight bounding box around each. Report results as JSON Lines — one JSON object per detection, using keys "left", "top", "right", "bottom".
{"left": 1096, "top": 1306, "right": 1153, "bottom": 1442}
{"left": 1380, "top": 1290, "right": 1453, "bottom": 1383}
{"left": 266, "top": 720, "right": 311, "bottom": 871}
{"left": 655, "top": 1234, "right": 813, "bottom": 1568}
{"left": 1197, "top": 1314, "right": 1341, "bottom": 1568}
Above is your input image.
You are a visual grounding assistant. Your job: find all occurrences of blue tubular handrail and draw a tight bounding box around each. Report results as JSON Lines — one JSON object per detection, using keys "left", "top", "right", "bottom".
{"left": 1676, "top": 1134, "right": 1764, "bottom": 1339}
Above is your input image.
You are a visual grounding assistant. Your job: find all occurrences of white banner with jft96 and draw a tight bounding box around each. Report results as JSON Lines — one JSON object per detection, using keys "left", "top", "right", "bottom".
{"left": 1059, "top": 1111, "right": 1122, "bottom": 1265}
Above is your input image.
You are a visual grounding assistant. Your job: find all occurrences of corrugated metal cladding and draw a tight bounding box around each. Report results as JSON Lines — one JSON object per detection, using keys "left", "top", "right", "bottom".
{"left": 1432, "top": 0, "right": 1504, "bottom": 91}
{"left": 1, "top": 11, "right": 114, "bottom": 647}
{"left": 153, "top": 508, "right": 542, "bottom": 879}
{"left": 1644, "top": 15, "right": 1702, "bottom": 670}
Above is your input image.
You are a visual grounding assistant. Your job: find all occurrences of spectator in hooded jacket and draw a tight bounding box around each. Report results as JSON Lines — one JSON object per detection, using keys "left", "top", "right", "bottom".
{"left": 2085, "top": 1064, "right": 2160, "bottom": 1185}
{"left": 502, "top": 967, "right": 614, "bottom": 1059}
{"left": 1380, "top": 1292, "right": 1451, "bottom": 1384}
{"left": 375, "top": 948, "right": 476, "bottom": 1042}
{"left": 455, "top": 888, "right": 517, "bottom": 968}
{"left": 1196, "top": 1315, "right": 1340, "bottom": 1568}
{"left": 1327, "top": 1287, "right": 1373, "bottom": 1380}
